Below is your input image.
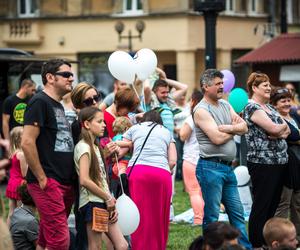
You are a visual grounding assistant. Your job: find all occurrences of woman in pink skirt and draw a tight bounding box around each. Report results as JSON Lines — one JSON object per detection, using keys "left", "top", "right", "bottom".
{"left": 6, "top": 126, "right": 28, "bottom": 225}
{"left": 123, "top": 110, "right": 177, "bottom": 250}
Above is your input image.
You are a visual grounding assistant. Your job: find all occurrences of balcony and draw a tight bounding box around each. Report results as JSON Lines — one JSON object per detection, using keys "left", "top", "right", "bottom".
{"left": 3, "top": 21, "right": 43, "bottom": 45}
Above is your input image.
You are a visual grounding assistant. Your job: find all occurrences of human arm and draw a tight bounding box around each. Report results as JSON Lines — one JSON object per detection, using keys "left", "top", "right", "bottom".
{"left": 166, "top": 79, "right": 188, "bottom": 101}
{"left": 2, "top": 114, "right": 10, "bottom": 140}
{"left": 102, "top": 141, "right": 120, "bottom": 159}
{"left": 193, "top": 108, "right": 233, "bottom": 145}
{"left": 78, "top": 153, "right": 115, "bottom": 210}
{"left": 99, "top": 102, "right": 107, "bottom": 111}
{"left": 168, "top": 142, "right": 177, "bottom": 170}
{"left": 0, "top": 138, "right": 9, "bottom": 151}
{"left": 16, "top": 151, "right": 28, "bottom": 178}
{"left": 115, "top": 140, "right": 133, "bottom": 148}
{"left": 179, "top": 122, "right": 193, "bottom": 141}
{"left": 218, "top": 106, "right": 248, "bottom": 135}
{"left": 250, "top": 109, "right": 290, "bottom": 138}
{"left": 21, "top": 125, "right": 47, "bottom": 189}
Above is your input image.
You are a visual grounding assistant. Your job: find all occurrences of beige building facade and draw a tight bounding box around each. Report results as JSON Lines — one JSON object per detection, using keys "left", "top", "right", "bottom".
{"left": 0, "top": 0, "right": 299, "bottom": 95}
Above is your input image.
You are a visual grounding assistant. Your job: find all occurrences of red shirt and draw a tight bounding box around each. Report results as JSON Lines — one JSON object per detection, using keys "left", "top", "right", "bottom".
{"left": 104, "top": 110, "right": 116, "bottom": 139}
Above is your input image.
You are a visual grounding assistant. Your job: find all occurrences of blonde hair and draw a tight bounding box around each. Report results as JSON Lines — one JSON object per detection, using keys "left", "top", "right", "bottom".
{"left": 263, "top": 217, "right": 295, "bottom": 246}
{"left": 112, "top": 117, "right": 132, "bottom": 135}
{"left": 71, "top": 82, "right": 98, "bottom": 109}
{"left": 9, "top": 126, "right": 23, "bottom": 157}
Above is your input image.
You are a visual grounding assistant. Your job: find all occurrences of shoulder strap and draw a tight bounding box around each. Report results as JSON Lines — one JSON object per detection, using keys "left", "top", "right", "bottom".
{"left": 128, "top": 123, "right": 158, "bottom": 178}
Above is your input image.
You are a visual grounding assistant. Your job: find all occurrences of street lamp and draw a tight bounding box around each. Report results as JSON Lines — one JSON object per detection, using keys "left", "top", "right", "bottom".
{"left": 114, "top": 20, "right": 145, "bottom": 53}
{"left": 194, "top": 0, "right": 225, "bottom": 69}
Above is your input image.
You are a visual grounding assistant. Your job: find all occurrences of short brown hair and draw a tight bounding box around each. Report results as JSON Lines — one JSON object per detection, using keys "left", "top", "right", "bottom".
{"left": 152, "top": 79, "right": 169, "bottom": 92}
{"left": 247, "top": 72, "right": 270, "bottom": 98}
{"left": 114, "top": 87, "right": 140, "bottom": 112}
{"left": 20, "top": 78, "right": 35, "bottom": 88}
{"left": 270, "top": 87, "right": 292, "bottom": 106}
{"left": 263, "top": 217, "right": 295, "bottom": 247}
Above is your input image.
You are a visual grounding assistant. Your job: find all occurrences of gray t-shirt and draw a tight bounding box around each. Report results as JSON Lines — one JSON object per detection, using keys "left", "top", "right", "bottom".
{"left": 10, "top": 206, "right": 39, "bottom": 250}
{"left": 123, "top": 121, "right": 174, "bottom": 171}
{"left": 193, "top": 99, "right": 236, "bottom": 161}
{"left": 103, "top": 92, "right": 115, "bottom": 107}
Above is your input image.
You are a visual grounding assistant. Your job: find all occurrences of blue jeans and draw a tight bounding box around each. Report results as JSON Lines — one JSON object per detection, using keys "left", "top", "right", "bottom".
{"left": 196, "top": 159, "right": 252, "bottom": 250}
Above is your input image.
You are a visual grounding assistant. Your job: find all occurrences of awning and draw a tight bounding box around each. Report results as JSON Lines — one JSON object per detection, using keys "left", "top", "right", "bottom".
{"left": 235, "top": 33, "right": 300, "bottom": 64}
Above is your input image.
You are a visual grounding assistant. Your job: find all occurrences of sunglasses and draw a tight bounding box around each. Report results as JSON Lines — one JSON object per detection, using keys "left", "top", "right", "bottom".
{"left": 55, "top": 71, "right": 74, "bottom": 78}
{"left": 83, "top": 93, "right": 102, "bottom": 106}
{"left": 275, "top": 88, "right": 289, "bottom": 94}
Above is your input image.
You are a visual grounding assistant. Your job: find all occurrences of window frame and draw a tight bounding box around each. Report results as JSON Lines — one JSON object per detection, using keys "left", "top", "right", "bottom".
{"left": 122, "top": 0, "right": 143, "bottom": 16}
{"left": 17, "top": 0, "right": 37, "bottom": 18}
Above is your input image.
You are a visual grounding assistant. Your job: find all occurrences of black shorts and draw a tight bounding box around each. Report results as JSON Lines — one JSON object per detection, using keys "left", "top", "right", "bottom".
{"left": 80, "top": 202, "right": 107, "bottom": 223}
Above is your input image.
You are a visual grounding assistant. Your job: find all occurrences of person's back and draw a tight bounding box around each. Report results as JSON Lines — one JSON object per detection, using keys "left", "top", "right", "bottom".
{"left": 10, "top": 206, "right": 38, "bottom": 250}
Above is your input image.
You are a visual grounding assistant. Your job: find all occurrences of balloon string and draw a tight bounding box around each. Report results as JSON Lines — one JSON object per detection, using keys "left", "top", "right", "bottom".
{"left": 142, "top": 83, "right": 146, "bottom": 112}
{"left": 132, "top": 83, "right": 140, "bottom": 102}
{"left": 115, "top": 153, "right": 125, "bottom": 194}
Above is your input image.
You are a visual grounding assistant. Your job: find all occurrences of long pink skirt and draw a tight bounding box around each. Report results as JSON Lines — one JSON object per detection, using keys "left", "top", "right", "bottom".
{"left": 127, "top": 165, "right": 172, "bottom": 250}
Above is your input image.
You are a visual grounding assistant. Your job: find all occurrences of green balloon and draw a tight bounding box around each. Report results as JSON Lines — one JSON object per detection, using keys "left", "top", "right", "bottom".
{"left": 228, "top": 88, "right": 249, "bottom": 113}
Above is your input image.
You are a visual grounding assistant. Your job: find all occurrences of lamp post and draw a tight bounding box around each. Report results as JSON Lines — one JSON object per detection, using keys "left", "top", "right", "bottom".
{"left": 115, "top": 20, "right": 145, "bottom": 53}
{"left": 194, "top": 0, "right": 225, "bottom": 69}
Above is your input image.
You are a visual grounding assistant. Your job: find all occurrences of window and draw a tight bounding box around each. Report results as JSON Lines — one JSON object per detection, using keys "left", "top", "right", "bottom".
{"left": 249, "top": 0, "right": 268, "bottom": 15}
{"left": 225, "top": 0, "right": 246, "bottom": 14}
{"left": 287, "top": 0, "right": 300, "bottom": 24}
{"left": 18, "top": 0, "right": 37, "bottom": 17}
{"left": 123, "top": 0, "right": 143, "bottom": 15}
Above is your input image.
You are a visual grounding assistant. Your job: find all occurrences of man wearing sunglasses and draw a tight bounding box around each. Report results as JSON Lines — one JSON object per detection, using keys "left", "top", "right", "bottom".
{"left": 21, "top": 59, "right": 75, "bottom": 250}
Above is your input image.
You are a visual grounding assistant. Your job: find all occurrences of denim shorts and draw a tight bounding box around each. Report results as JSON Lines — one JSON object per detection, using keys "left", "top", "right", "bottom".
{"left": 80, "top": 201, "right": 107, "bottom": 223}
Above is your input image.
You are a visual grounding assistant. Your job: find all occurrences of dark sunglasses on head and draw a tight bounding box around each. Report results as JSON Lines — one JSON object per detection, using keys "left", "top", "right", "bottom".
{"left": 83, "top": 94, "right": 102, "bottom": 106}
{"left": 55, "top": 71, "right": 74, "bottom": 78}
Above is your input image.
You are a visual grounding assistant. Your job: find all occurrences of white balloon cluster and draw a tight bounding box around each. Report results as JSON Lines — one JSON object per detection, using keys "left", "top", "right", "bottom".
{"left": 108, "top": 48, "right": 157, "bottom": 84}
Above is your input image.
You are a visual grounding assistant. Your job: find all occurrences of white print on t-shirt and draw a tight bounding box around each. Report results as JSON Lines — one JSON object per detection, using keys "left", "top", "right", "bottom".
{"left": 54, "top": 107, "right": 74, "bottom": 152}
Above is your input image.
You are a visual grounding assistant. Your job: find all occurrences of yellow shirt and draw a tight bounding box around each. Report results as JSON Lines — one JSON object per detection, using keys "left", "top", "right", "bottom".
{"left": 74, "top": 140, "right": 110, "bottom": 208}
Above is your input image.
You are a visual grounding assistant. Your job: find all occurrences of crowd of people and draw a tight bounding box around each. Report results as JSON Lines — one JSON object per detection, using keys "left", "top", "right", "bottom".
{"left": 0, "top": 58, "right": 299, "bottom": 250}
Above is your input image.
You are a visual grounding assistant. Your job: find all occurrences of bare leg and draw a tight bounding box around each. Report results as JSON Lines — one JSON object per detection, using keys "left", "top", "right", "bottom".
{"left": 102, "top": 234, "right": 114, "bottom": 250}
{"left": 86, "top": 222, "right": 102, "bottom": 250}
{"left": 36, "top": 245, "right": 45, "bottom": 250}
{"left": 7, "top": 199, "right": 17, "bottom": 226}
{"left": 106, "top": 222, "right": 128, "bottom": 250}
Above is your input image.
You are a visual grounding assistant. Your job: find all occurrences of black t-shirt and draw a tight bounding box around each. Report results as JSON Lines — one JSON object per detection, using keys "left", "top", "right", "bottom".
{"left": 3, "top": 94, "right": 29, "bottom": 130}
{"left": 24, "top": 91, "right": 75, "bottom": 185}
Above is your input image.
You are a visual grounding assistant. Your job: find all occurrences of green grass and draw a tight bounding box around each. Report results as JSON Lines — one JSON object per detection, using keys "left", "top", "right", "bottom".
{"left": 167, "top": 181, "right": 202, "bottom": 249}
{"left": 1, "top": 181, "right": 201, "bottom": 249}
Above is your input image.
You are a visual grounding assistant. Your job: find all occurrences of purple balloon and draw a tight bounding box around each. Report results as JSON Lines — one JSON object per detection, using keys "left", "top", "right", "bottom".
{"left": 221, "top": 69, "right": 235, "bottom": 93}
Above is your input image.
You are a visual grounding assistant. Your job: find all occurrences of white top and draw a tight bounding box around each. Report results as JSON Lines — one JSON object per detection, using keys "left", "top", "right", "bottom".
{"left": 183, "top": 115, "right": 200, "bottom": 165}
{"left": 74, "top": 140, "right": 109, "bottom": 208}
{"left": 123, "top": 121, "right": 174, "bottom": 172}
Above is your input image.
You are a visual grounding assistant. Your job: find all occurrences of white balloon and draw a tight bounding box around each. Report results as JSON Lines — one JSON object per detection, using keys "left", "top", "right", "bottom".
{"left": 134, "top": 48, "right": 157, "bottom": 81}
{"left": 108, "top": 51, "right": 135, "bottom": 84}
{"left": 234, "top": 166, "right": 251, "bottom": 187}
{"left": 116, "top": 194, "right": 140, "bottom": 236}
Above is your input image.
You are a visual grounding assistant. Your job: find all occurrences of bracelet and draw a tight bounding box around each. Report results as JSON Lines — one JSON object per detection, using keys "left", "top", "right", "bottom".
{"left": 105, "top": 196, "right": 113, "bottom": 203}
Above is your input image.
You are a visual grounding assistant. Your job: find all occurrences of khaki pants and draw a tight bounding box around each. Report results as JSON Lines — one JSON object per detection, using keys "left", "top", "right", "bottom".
{"left": 275, "top": 186, "right": 300, "bottom": 240}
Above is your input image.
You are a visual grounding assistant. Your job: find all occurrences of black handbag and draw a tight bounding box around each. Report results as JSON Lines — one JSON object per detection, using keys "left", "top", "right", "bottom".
{"left": 117, "top": 123, "right": 158, "bottom": 197}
